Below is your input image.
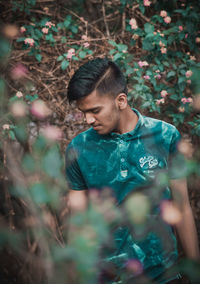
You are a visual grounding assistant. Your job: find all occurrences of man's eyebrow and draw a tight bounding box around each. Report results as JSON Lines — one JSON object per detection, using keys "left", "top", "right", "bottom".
{"left": 78, "top": 106, "right": 101, "bottom": 112}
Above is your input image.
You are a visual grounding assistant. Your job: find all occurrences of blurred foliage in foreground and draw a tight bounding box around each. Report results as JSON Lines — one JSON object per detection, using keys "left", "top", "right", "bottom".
{"left": 0, "top": 0, "right": 200, "bottom": 283}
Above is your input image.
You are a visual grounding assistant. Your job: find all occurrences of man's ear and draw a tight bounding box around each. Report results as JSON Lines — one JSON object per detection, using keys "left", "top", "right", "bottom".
{"left": 116, "top": 93, "right": 127, "bottom": 110}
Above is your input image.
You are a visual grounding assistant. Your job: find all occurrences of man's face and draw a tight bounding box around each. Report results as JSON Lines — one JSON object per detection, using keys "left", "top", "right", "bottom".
{"left": 77, "top": 90, "right": 121, "bottom": 135}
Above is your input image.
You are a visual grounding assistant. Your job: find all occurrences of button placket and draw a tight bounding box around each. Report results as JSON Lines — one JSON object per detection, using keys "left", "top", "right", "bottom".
{"left": 118, "top": 139, "right": 128, "bottom": 178}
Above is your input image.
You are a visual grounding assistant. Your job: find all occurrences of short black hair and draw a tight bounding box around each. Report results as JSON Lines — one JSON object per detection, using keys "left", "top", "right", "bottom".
{"left": 67, "top": 58, "right": 127, "bottom": 103}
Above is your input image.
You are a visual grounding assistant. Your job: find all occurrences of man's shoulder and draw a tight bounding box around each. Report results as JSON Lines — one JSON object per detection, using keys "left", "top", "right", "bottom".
{"left": 143, "top": 115, "right": 177, "bottom": 133}
{"left": 67, "top": 127, "right": 97, "bottom": 148}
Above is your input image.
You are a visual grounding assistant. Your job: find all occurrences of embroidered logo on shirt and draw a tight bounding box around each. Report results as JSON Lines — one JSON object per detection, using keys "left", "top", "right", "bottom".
{"left": 139, "top": 155, "right": 158, "bottom": 169}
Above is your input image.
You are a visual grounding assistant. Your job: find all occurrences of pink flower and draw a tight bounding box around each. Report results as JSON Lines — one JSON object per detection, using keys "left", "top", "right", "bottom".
{"left": 185, "top": 33, "right": 188, "bottom": 39}
{"left": 67, "top": 48, "right": 75, "bottom": 59}
{"left": 178, "top": 107, "right": 185, "bottom": 113}
{"left": 126, "top": 259, "right": 143, "bottom": 275}
{"left": 190, "top": 55, "right": 196, "bottom": 61}
{"left": 81, "top": 35, "right": 88, "bottom": 41}
{"left": 179, "top": 26, "right": 183, "bottom": 31}
{"left": 31, "top": 100, "right": 51, "bottom": 119}
{"left": 155, "top": 74, "right": 161, "bottom": 79}
{"left": 185, "top": 70, "right": 193, "bottom": 78}
{"left": 181, "top": 97, "right": 193, "bottom": 104}
{"left": 156, "top": 98, "right": 165, "bottom": 105}
{"left": 2, "top": 124, "right": 10, "bottom": 130}
{"left": 160, "top": 200, "right": 182, "bottom": 225}
{"left": 16, "top": 91, "right": 23, "bottom": 98}
{"left": 161, "top": 47, "right": 167, "bottom": 54}
{"left": 160, "top": 90, "right": 168, "bottom": 98}
{"left": 187, "top": 80, "right": 191, "bottom": 84}
{"left": 129, "top": 18, "right": 138, "bottom": 30}
{"left": 10, "top": 101, "right": 27, "bottom": 117}
{"left": 195, "top": 37, "right": 200, "bottom": 43}
{"left": 41, "top": 125, "right": 62, "bottom": 141}
{"left": 143, "top": 0, "right": 151, "bottom": 6}
{"left": 45, "top": 21, "right": 55, "bottom": 28}
{"left": 11, "top": 63, "right": 28, "bottom": 80}
{"left": 24, "top": 38, "right": 34, "bottom": 46}
{"left": 20, "top": 26, "right": 26, "bottom": 33}
{"left": 138, "top": 61, "right": 148, "bottom": 68}
{"left": 164, "top": 16, "right": 171, "bottom": 24}
{"left": 160, "top": 10, "right": 167, "bottom": 17}
{"left": 83, "top": 42, "right": 90, "bottom": 48}
{"left": 42, "top": 27, "right": 49, "bottom": 34}
{"left": 143, "top": 75, "right": 150, "bottom": 80}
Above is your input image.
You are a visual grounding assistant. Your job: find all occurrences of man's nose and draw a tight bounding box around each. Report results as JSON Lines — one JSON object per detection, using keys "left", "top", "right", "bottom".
{"left": 85, "top": 113, "right": 95, "bottom": 125}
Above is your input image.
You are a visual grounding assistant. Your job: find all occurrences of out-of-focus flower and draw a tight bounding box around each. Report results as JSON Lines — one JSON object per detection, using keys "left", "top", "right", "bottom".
{"left": 2, "top": 124, "right": 10, "bottom": 130}
{"left": 83, "top": 42, "right": 90, "bottom": 48}
{"left": 16, "top": 91, "right": 23, "bottom": 98}
{"left": 138, "top": 61, "right": 148, "bottom": 68}
{"left": 160, "top": 90, "right": 168, "bottom": 98}
{"left": 160, "top": 10, "right": 167, "bottom": 17}
{"left": 41, "top": 125, "right": 62, "bottom": 141}
{"left": 45, "top": 21, "right": 55, "bottom": 28}
{"left": 161, "top": 200, "right": 182, "bottom": 225}
{"left": 67, "top": 48, "right": 75, "bottom": 59}
{"left": 179, "top": 26, "right": 183, "bottom": 31}
{"left": 161, "top": 47, "right": 167, "bottom": 54}
{"left": 155, "top": 70, "right": 160, "bottom": 73}
{"left": 185, "top": 70, "right": 193, "bottom": 78}
{"left": 129, "top": 18, "right": 138, "bottom": 30}
{"left": 164, "top": 16, "right": 171, "bottom": 24}
{"left": 181, "top": 97, "right": 193, "bottom": 104}
{"left": 195, "top": 37, "right": 200, "bottom": 43}
{"left": 187, "top": 80, "right": 191, "bottom": 84}
{"left": 178, "top": 107, "right": 185, "bottom": 113}
{"left": 3, "top": 24, "right": 18, "bottom": 38}
{"left": 143, "top": 75, "right": 150, "bottom": 80}
{"left": 42, "top": 27, "right": 49, "bottom": 34}
{"left": 126, "top": 259, "right": 143, "bottom": 275}
{"left": 81, "top": 35, "right": 88, "bottom": 41}
{"left": 190, "top": 55, "right": 196, "bottom": 61}
{"left": 68, "top": 190, "right": 87, "bottom": 212}
{"left": 178, "top": 138, "right": 194, "bottom": 159}
{"left": 31, "top": 99, "right": 51, "bottom": 119}
{"left": 20, "top": 26, "right": 26, "bottom": 33}
{"left": 24, "top": 38, "right": 35, "bottom": 47}
{"left": 125, "top": 193, "right": 150, "bottom": 224}
{"left": 159, "top": 40, "right": 165, "bottom": 47}
{"left": 11, "top": 63, "right": 28, "bottom": 80}
{"left": 185, "top": 33, "right": 188, "bottom": 39}
{"left": 156, "top": 98, "right": 165, "bottom": 105}
{"left": 143, "top": 0, "right": 151, "bottom": 6}
{"left": 10, "top": 101, "right": 27, "bottom": 117}
{"left": 155, "top": 74, "right": 161, "bottom": 79}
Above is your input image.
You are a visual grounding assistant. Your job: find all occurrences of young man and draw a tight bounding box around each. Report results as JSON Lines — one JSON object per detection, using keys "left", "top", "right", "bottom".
{"left": 65, "top": 58, "right": 199, "bottom": 283}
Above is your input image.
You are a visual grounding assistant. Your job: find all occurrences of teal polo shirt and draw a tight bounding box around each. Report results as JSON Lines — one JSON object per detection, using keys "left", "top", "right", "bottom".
{"left": 65, "top": 108, "right": 182, "bottom": 282}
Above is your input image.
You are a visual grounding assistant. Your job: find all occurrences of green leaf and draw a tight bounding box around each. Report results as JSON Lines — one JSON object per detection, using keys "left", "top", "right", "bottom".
{"left": 42, "top": 147, "right": 62, "bottom": 178}
{"left": 144, "top": 23, "right": 154, "bottom": 34}
{"left": 71, "top": 25, "right": 78, "bottom": 34}
{"left": 30, "top": 183, "right": 49, "bottom": 204}
{"left": 108, "top": 40, "right": 117, "bottom": 47}
{"left": 113, "top": 52, "right": 122, "bottom": 61}
{"left": 35, "top": 53, "right": 42, "bottom": 62}
{"left": 57, "top": 55, "right": 64, "bottom": 61}
{"left": 167, "top": 71, "right": 176, "bottom": 78}
{"left": 79, "top": 50, "right": 87, "bottom": 59}
{"left": 61, "top": 60, "right": 69, "bottom": 70}
{"left": 117, "top": 44, "right": 128, "bottom": 52}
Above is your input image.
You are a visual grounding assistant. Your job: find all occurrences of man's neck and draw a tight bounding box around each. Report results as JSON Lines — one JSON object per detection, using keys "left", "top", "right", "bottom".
{"left": 117, "top": 107, "right": 138, "bottom": 134}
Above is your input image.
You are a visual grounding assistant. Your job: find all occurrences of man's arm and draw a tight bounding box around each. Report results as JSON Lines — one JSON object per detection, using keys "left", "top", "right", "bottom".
{"left": 170, "top": 178, "right": 200, "bottom": 260}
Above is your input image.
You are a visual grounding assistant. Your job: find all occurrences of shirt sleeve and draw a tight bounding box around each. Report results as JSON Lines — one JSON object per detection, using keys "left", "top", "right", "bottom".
{"left": 65, "top": 143, "right": 87, "bottom": 190}
{"left": 168, "top": 127, "right": 186, "bottom": 179}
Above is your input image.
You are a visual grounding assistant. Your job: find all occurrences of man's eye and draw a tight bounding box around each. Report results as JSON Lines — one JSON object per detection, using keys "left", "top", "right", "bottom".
{"left": 92, "top": 109, "right": 100, "bottom": 114}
